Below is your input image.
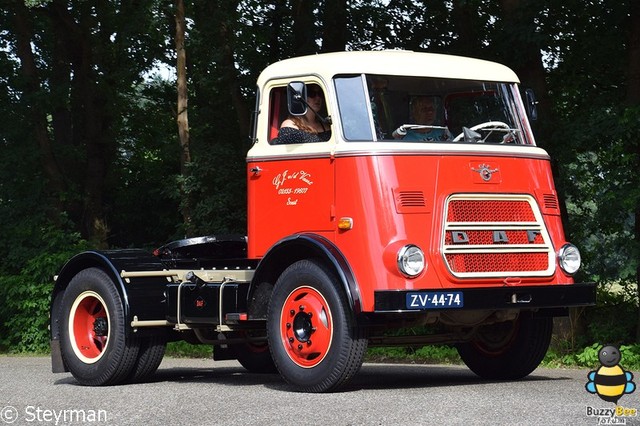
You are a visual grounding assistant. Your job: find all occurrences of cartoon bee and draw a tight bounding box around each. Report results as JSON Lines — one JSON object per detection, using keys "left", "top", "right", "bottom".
{"left": 586, "top": 345, "right": 636, "bottom": 404}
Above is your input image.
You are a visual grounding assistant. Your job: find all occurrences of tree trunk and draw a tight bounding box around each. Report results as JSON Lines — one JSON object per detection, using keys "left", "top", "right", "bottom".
{"left": 11, "top": 1, "right": 66, "bottom": 216}
{"left": 175, "top": 0, "right": 192, "bottom": 231}
{"left": 291, "top": 0, "right": 316, "bottom": 56}
{"left": 451, "top": 0, "right": 485, "bottom": 56}
{"left": 201, "top": 1, "right": 251, "bottom": 141}
{"left": 267, "top": 0, "right": 287, "bottom": 61}
{"left": 218, "top": 19, "right": 251, "bottom": 140}
{"left": 321, "top": 0, "right": 348, "bottom": 52}
{"left": 499, "top": 0, "right": 552, "bottom": 147}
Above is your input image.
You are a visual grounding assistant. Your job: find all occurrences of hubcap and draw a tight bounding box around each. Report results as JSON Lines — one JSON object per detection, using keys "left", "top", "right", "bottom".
{"left": 280, "top": 286, "right": 333, "bottom": 368}
{"left": 68, "top": 291, "right": 110, "bottom": 364}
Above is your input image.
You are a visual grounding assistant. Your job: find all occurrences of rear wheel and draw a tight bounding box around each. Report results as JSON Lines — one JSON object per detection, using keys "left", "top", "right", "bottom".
{"left": 127, "top": 336, "right": 166, "bottom": 383}
{"left": 267, "top": 259, "right": 367, "bottom": 392}
{"left": 456, "top": 313, "right": 552, "bottom": 379}
{"left": 232, "top": 340, "right": 277, "bottom": 374}
{"left": 60, "top": 268, "right": 140, "bottom": 385}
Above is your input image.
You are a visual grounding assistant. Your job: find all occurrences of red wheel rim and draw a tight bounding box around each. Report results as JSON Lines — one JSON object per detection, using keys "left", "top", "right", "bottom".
{"left": 69, "top": 291, "right": 110, "bottom": 363}
{"left": 280, "top": 286, "right": 333, "bottom": 368}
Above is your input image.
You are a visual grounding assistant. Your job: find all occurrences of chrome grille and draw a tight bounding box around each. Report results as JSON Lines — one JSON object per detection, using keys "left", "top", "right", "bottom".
{"left": 442, "top": 194, "right": 555, "bottom": 278}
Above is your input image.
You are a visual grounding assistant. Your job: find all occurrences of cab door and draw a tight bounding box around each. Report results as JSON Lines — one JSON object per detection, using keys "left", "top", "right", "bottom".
{"left": 247, "top": 81, "right": 336, "bottom": 258}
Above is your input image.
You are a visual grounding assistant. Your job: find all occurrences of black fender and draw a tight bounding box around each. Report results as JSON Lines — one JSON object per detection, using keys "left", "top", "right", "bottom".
{"left": 50, "top": 249, "right": 166, "bottom": 373}
{"left": 248, "top": 234, "right": 362, "bottom": 320}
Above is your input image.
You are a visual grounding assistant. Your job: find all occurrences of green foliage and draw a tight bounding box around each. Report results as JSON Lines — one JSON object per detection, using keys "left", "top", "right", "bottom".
{"left": 176, "top": 143, "right": 247, "bottom": 236}
{"left": 366, "top": 346, "right": 460, "bottom": 364}
{"left": 108, "top": 79, "right": 182, "bottom": 247}
{"left": 0, "top": 226, "right": 88, "bottom": 353}
{"left": 574, "top": 343, "right": 601, "bottom": 367}
{"left": 165, "top": 341, "right": 212, "bottom": 358}
{"left": 619, "top": 344, "right": 640, "bottom": 369}
{"left": 583, "top": 286, "right": 638, "bottom": 344}
{"left": 570, "top": 343, "right": 640, "bottom": 371}
{"left": 367, "top": 343, "right": 640, "bottom": 371}
{"left": 24, "top": 0, "right": 52, "bottom": 7}
{"left": 412, "top": 345, "right": 460, "bottom": 363}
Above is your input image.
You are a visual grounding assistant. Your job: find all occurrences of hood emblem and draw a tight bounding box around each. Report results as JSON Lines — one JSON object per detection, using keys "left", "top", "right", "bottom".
{"left": 472, "top": 164, "right": 499, "bottom": 182}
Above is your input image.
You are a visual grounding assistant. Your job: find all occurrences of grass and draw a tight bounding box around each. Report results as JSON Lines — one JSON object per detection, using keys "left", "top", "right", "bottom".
{"left": 160, "top": 342, "right": 580, "bottom": 368}
{"left": 165, "top": 341, "right": 213, "bottom": 358}
{"left": 5, "top": 340, "right": 640, "bottom": 372}
{"left": 365, "top": 345, "right": 462, "bottom": 365}
{"left": 163, "top": 342, "right": 640, "bottom": 372}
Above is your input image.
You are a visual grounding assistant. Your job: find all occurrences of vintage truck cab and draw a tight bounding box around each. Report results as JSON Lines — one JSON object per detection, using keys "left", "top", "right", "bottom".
{"left": 50, "top": 51, "right": 595, "bottom": 392}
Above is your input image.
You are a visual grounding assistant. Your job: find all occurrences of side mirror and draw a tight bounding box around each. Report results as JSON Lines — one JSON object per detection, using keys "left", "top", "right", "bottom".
{"left": 525, "top": 89, "right": 538, "bottom": 121}
{"left": 287, "top": 81, "right": 307, "bottom": 116}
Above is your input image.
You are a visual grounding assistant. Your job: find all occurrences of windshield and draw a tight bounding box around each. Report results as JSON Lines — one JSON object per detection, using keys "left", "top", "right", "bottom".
{"left": 334, "top": 74, "right": 535, "bottom": 145}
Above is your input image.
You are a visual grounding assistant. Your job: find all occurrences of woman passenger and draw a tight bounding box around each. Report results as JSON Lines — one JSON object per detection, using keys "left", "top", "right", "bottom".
{"left": 276, "top": 84, "right": 331, "bottom": 144}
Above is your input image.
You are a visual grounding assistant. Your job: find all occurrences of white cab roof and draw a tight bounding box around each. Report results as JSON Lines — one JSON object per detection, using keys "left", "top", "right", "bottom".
{"left": 256, "top": 50, "right": 520, "bottom": 87}
{"left": 247, "top": 50, "right": 547, "bottom": 161}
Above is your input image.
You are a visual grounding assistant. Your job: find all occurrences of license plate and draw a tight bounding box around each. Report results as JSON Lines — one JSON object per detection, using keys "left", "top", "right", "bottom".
{"left": 406, "top": 291, "right": 464, "bottom": 309}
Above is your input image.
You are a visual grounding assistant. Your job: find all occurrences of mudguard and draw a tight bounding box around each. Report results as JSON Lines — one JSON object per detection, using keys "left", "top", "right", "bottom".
{"left": 249, "top": 233, "right": 361, "bottom": 318}
{"left": 50, "top": 249, "right": 167, "bottom": 372}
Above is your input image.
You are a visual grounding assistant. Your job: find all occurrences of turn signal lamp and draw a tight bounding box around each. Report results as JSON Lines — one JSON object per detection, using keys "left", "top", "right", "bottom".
{"left": 338, "top": 217, "right": 353, "bottom": 230}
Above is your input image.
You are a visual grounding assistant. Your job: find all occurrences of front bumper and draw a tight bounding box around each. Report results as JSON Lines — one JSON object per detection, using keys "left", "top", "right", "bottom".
{"left": 374, "top": 282, "right": 596, "bottom": 313}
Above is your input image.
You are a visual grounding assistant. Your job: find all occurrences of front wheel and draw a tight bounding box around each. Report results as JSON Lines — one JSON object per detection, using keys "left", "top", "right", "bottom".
{"left": 456, "top": 313, "right": 552, "bottom": 380}
{"left": 60, "top": 268, "right": 140, "bottom": 385}
{"left": 267, "top": 259, "right": 367, "bottom": 392}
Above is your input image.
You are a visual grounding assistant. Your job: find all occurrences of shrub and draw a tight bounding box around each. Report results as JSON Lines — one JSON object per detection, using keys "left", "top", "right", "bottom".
{"left": 583, "top": 285, "right": 638, "bottom": 344}
{"left": 573, "top": 343, "right": 640, "bottom": 371}
{"left": 0, "top": 226, "right": 88, "bottom": 353}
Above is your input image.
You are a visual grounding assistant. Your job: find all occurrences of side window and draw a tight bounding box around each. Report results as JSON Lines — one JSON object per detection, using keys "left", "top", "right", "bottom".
{"left": 267, "top": 86, "right": 288, "bottom": 143}
{"left": 334, "top": 75, "right": 374, "bottom": 141}
{"left": 269, "top": 83, "right": 332, "bottom": 145}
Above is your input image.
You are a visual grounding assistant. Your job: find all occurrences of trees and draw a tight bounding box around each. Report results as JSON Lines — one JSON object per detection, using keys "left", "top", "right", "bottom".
{"left": 0, "top": 0, "right": 638, "bottom": 350}
{"left": 3, "top": 0, "right": 171, "bottom": 246}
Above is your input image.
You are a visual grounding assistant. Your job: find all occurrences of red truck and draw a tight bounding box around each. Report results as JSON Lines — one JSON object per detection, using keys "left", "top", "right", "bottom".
{"left": 50, "top": 50, "right": 595, "bottom": 392}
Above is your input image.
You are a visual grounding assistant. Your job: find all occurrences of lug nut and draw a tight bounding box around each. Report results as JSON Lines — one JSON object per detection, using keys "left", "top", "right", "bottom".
{"left": 289, "top": 337, "right": 294, "bottom": 343}
{"left": 307, "top": 340, "right": 312, "bottom": 345}
{"left": 286, "top": 323, "right": 291, "bottom": 329}
{"left": 297, "top": 344, "right": 303, "bottom": 350}
{"left": 299, "top": 305, "right": 305, "bottom": 311}
{"left": 290, "top": 309, "right": 295, "bottom": 316}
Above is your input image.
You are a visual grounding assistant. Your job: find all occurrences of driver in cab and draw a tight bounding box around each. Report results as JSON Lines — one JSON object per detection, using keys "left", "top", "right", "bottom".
{"left": 392, "top": 96, "right": 452, "bottom": 142}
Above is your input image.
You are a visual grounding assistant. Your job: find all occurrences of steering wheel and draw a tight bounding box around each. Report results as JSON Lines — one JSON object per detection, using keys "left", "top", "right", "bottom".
{"left": 453, "top": 121, "right": 511, "bottom": 142}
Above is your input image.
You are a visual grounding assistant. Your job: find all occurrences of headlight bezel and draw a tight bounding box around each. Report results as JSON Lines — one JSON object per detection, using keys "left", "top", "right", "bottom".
{"left": 558, "top": 243, "right": 581, "bottom": 275}
{"left": 397, "top": 244, "right": 426, "bottom": 278}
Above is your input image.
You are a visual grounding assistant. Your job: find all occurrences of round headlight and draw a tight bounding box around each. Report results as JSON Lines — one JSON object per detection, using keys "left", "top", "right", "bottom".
{"left": 397, "top": 245, "right": 425, "bottom": 277}
{"left": 558, "top": 243, "right": 581, "bottom": 275}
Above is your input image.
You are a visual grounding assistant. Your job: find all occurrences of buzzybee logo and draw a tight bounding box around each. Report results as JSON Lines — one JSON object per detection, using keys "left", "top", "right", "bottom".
{"left": 585, "top": 345, "right": 635, "bottom": 404}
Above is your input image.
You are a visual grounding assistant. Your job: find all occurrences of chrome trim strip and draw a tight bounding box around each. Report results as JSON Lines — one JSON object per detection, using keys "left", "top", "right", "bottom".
{"left": 247, "top": 147, "right": 550, "bottom": 163}
{"left": 247, "top": 152, "right": 332, "bottom": 162}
